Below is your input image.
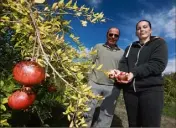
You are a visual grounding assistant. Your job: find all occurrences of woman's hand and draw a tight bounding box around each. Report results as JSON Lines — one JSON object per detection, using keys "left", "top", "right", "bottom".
{"left": 127, "top": 72, "right": 134, "bottom": 82}
{"left": 108, "top": 70, "right": 134, "bottom": 84}
{"left": 116, "top": 72, "right": 134, "bottom": 84}
{"left": 116, "top": 72, "right": 128, "bottom": 83}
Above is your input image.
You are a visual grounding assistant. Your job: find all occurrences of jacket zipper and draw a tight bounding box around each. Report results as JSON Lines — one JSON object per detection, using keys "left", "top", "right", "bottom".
{"left": 133, "top": 44, "right": 144, "bottom": 92}
{"left": 132, "top": 79, "right": 136, "bottom": 92}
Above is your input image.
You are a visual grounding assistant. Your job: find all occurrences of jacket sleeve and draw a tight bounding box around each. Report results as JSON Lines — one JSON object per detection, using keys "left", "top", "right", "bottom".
{"left": 131, "top": 39, "right": 168, "bottom": 78}
{"left": 118, "top": 46, "right": 129, "bottom": 72}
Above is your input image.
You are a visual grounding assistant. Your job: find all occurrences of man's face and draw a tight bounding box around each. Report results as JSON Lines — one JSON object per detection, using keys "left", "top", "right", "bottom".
{"left": 107, "top": 28, "right": 120, "bottom": 45}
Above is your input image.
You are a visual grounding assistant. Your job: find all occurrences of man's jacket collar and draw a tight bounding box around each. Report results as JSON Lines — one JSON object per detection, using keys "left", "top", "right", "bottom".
{"left": 103, "top": 43, "right": 120, "bottom": 51}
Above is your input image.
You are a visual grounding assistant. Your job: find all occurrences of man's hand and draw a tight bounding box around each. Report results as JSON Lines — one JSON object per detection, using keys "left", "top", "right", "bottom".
{"left": 108, "top": 69, "right": 120, "bottom": 79}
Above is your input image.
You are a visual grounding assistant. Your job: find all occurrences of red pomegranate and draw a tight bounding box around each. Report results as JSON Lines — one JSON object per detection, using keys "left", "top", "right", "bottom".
{"left": 13, "top": 61, "right": 45, "bottom": 86}
{"left": 8, "top": 89, "right": 36, "bottom": 110}
{"left": 117, "top": 72, "right": 128, "bottom": 81}
{"left": 47, "top": 85, "right": 57, "bottom": 92}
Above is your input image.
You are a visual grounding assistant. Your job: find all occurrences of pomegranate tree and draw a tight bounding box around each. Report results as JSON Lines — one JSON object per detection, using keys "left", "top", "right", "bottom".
{"left": 1, "top": 0, "right": 106, "bottom": 127}
{"left": 13, "top": 61, "right": 45, "bottom": 86}
{"left": 8, "top": 87, "right": 36, "bottom": 110}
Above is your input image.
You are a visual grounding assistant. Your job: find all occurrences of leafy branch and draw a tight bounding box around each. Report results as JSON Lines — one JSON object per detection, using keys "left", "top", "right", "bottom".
{"left": 28, "top": 2, "right": 80, "bottom": 94}
{"left": 0, "top": 0, "right": 105, "bottom": 127}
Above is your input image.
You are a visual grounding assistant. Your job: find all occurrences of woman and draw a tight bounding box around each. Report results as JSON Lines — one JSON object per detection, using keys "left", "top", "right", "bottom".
{"left": 117, "top": 20, "right": 168, "bottom": 127}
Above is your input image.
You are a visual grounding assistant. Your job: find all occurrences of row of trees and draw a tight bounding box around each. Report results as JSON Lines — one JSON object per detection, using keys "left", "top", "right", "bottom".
{"left": 163, "top": 72, "right": 176, "bottom": 104}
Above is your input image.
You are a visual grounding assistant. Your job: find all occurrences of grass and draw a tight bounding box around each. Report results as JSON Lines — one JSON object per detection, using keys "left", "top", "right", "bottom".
{"left": 163, "top": 102, "right": 176, "bottom": 118}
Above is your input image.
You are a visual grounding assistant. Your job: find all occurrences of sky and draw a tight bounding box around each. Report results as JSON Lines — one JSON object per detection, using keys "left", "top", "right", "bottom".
{"left": 49, "top": 0, "right": 176, "bottom": 74}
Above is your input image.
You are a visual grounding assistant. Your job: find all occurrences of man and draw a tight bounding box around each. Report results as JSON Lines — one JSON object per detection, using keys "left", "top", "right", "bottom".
{"left": 86, "top": 27, "right": 124, "bottom": 128}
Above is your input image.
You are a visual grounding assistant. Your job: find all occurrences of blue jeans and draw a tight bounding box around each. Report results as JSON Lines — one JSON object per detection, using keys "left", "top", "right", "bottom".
{"left": 85, "top": 80, "right": 121, "bottom": 128}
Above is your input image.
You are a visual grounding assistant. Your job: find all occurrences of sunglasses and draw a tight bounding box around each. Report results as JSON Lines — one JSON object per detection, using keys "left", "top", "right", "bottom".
{"left": 108, "top": 33, "right": 119, "bottom": 38}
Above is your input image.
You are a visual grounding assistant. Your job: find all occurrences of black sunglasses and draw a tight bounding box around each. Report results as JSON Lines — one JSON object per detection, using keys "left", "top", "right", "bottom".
{"left": 108, "top": 33, "right": 119, "bottom": 38}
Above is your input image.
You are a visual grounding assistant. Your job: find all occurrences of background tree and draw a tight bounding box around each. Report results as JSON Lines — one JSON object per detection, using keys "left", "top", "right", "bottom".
{"left": 164, "top": 73, "right": 176, "bottom": 104}
{"left": 163, "top": 72, "right": 176, "bottom": 117}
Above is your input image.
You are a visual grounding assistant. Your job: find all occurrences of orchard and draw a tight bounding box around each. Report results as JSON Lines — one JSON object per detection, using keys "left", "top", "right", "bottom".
{"left": 0, "top": 0, "right": 105, "bottom": 127}
{"left": 1, "top": 0, "right": 176, "bottom": 127}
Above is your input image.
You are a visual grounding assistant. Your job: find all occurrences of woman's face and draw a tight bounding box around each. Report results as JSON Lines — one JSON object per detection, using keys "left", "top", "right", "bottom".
{"left": 136, "top": 21, "right": 152, "bottom": 40}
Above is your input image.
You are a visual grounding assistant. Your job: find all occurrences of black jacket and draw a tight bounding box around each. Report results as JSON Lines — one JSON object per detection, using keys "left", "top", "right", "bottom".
{"left": 119, "top": 36, "right": 168, "bottom": 92}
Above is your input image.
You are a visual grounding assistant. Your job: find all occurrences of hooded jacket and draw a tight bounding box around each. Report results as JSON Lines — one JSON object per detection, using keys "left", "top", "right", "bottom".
{"left": 119, "top": 36, "right": 168, "bottom": 92}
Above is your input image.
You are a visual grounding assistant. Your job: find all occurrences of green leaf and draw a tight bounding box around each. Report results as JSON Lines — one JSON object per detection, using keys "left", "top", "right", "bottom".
{"left": 0, "top": 119, "right": 9, "bottom": 126}
{"left": 70, "top": 66, "right": 79, "bottom": 72}
{"left": 34, "top": 0, "right": 45, "bottom": 3}
{"left": 82, "top": 123, "right": 88, "bottom": 127}
{"left": 77, "top": 99, "right": 83, "bottom": 106}
{"left": 0, "top": 105, "right": 6, "bottom": 111}
{"left": 0, "top": 81, "right": 4, "bottom": 86}
{"left": 67, "top": 114, "right": 71, "bottom": 121}
{"left": 71, "top": 95, "right": 77, "bottom": 100}
{"left": 69, "top": 121, "right": 74, "bottom": 127}
{"left": 80, "top": 20, "right": 87, "bottom": 27}
{"left": 2, "top": 98, "right": 8, "bottom": 104}
{"left": 101, "top": 19, "right": 106, "bottom": 22}
{"left": 58, "top": 0, "right": 64, "bottom": 7}
{"left": 73, "top": 1, "right": 78, "bottom": 10}
{"left": 65, "top": 0, "right": 72, "bottom": 7}
{"left": 91, "top": 64, "right": 96, "bottom": 69}
{"left": 20, "top": 0, "right": 25, "bottom": 4}
{"left": 96, "top": 64, "right": 103, "bottom": 70}
{"left": 83, "top": 86, "right": 91, "bottom": 92}
{"left": 52, "top": 2, "right": 58, "bottom": 10}
{"left": 79, "top": 117, "right": 86, "bottom": 125}
{"left": 76, "top": 111, "right": 82, "bottom": 116}
{"left": 1, "top": 16, "right": 10, "bottom": 21}
{"left": 75, "top": 12, "right": 82, "bottom": 17}
{"left": 77, "top": 72, "right": 84, "bottom": 80}
{"left": 84, "top": 107, "right": 91, "bottom": 112}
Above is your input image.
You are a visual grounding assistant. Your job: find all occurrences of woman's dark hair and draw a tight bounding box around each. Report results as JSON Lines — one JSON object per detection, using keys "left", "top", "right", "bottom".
{"left": 136, "top": 20, "right": 152, "bottom": 30}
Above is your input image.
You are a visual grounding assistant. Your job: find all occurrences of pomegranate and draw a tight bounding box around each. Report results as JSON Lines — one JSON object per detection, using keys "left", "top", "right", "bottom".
{"left": 13, "top": 61, "right": 45, "bottom": 86}
{"left": 117, "top": 72, "right": 128, "bottom": 81}
{"left": 8, "top": 88, "right": 36, "bottom": 110}
{"left": 47, "top": 85, "right": 57, "bottom": 92}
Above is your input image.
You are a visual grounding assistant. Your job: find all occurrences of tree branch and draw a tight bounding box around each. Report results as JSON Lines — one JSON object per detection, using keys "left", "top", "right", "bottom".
{"left": 27, "top": 2, "right": 81, "bottom": 94}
